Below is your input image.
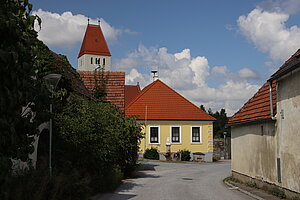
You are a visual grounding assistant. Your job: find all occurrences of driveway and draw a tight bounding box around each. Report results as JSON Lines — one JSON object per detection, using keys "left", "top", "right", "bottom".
{"left": 95, "top": 160, "right": 254, "bottom": 200}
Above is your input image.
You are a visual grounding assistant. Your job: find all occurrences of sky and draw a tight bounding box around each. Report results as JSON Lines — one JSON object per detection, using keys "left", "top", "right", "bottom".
{"left": 30, "top": 0, "right": 300, "bottom": 115}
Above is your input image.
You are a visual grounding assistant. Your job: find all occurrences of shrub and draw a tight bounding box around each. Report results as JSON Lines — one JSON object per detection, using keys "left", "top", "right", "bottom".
{"left": 180, "top": 150, "right": 191, "bottom": 161}
{"left": 213, "top": 155, "right": 221, "bottom": 162}
{"left": 144, "top": 148, "right": 159, "bottom": 160}
{"left": 269, "top": 187, "right": 286, "bottom": 199}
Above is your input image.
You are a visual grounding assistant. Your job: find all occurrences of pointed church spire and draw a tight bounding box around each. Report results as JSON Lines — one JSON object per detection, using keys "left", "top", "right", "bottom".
{"left": 78, "top": 23, "right": 111, "bottom": 58}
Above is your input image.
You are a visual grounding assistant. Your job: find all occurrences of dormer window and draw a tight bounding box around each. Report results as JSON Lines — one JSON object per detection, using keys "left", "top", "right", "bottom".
{"left": 91, "top": 57, "right": 93, "bottom": 64}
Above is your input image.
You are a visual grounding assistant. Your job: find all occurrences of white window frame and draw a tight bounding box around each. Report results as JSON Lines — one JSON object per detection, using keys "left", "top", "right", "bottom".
{"left": 149, "top": 125, "right": 160, "bottom": 144}
{"left": 170, "top": 125, "right": 182, "bottom": 144}
{"left": 190, "top": 125, "right": 202, "bottom": 144}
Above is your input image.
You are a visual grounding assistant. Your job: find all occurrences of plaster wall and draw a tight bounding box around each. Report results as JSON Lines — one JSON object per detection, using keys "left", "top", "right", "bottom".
{"left": 231, "top": 121, "right": 278, "bottom": 184}
{"left": 78, "top": 54, "right": 111, "bottom": 71}
{"left": 277, "top": 69, "right": 300, "bottom": 193}
{"left": 139, "top": 121, "right": 213, "bottom": 161}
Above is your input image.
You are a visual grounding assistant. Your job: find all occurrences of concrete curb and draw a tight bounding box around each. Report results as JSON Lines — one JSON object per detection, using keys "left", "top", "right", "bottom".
{"left": 224, "top": 181, "right": 266, "bottom": 200}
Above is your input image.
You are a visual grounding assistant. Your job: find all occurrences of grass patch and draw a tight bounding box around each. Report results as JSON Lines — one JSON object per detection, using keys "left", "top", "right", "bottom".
{"left": 246, "top": 181, "right": 258, "bottom": 189}
{"left": 223, "top": 176, "right": 242, "bottom": 183}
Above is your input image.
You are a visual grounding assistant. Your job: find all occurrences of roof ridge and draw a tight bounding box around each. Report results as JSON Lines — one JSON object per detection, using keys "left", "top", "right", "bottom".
{"left": 156, "top": 80, "right": 214, "bottom": 119}
{"left": 125, "top": 80, "right": 157, "bottom": 110}
{"left": 126, "top": 79, "right": 215, "bottom": 121}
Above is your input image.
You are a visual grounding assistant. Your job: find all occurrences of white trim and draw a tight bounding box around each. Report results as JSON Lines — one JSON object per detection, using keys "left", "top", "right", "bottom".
{"left": 148, "top": 125, "right": 160, "bottom": 145}
{"left": 170, "top": 125, "right": 182, "bottom": 144}
{"left": 190, "top": 125, "right": 202, "bottom": 144}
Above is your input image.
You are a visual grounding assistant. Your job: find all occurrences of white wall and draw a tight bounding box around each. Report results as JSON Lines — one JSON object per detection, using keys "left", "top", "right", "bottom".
{"left": 276, "top": 69, "right": 300, "bottom": 193}
{"left": 78, "top": 54, "right": 111, "bottom": 71}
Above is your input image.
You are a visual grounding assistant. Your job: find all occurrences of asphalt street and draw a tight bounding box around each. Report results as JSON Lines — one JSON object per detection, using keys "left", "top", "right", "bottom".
{"left": 95, "top": 160, "right": 254, "bottom": 200}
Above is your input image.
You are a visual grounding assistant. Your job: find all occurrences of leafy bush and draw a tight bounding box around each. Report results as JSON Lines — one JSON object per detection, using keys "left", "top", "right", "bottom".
{"left": 180, "top": 150, "right": 191, "bottom": 161}
{"left": 213, "top": 155, "right": 221, "bottom": 162}
{"left": 144, "top": 148, "right": 159, "bottom": 160}
{"left": 54, "top": 96, "right": 142, "bottom": 191}
{"left": 269, "top": 187, "right": 286, "bottom": 199}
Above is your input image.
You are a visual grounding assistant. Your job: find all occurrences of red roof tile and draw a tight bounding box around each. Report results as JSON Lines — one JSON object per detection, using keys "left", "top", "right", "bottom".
{"left": 78, "top": 24, "right": 111, "bottom": 58}
{"left": 125, "top": 84, "right": 141, "bottom": 107}
{"left": 229, "top": 49, "right": 300, "bottom": 126}
{"left": 228, "top": 81, "right": 277, "bottom": 125}
{"left": 78, "top": 71, "right": 125, "bottom": 113}
{"left": 125, "top": 80, "right": 216, "bottom": 121}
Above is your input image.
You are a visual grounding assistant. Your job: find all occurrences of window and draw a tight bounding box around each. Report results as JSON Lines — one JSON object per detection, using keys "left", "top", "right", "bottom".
{"left": 91, "top": 57, "right": 93, "bottom": 64}
{"left": 149, "top": 126, "right": 159, "bottom": 144}
{"left": 96, "top": 58, "right": 100, "bottom": 64}
{"left": 191, "top": 126, "right": 201, "bottom": 143}
{"left": 171, "top": 126, "right": 180, "bottom": 143}
{"left": 103, "top": 58, "right": 106, "bottom": 65}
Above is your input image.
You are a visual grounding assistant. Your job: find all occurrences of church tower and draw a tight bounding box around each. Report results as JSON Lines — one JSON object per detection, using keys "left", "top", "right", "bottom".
{"left": 78, "top": 21, "right": 111, "bottom": 71}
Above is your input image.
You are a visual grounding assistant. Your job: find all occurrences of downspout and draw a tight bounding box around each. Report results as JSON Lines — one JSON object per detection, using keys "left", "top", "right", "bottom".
{"left": 268, "top": 81, "right": 274, "bottom": 119}
{"left": 144, "top": 105, "right": 148, "bottom": 152}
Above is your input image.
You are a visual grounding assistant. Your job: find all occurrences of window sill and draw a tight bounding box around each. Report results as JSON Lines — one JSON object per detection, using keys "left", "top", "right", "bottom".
{"left": 191, "top": 142, "right": 202, "bottom": 144}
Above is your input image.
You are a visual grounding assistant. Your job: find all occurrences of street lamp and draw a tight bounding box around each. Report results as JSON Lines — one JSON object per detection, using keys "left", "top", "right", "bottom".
{"left": 43, "top": 73, "right": 61, "bottom": 176}
{"left": 223, "top": 132, "right": 227, "bottom": 160}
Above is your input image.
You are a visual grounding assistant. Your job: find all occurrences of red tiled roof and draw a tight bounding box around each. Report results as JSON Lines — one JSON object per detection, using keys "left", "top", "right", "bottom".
{"left": 78, "top": 24, "right": 111, "bottom": 58}
{"left": 78, "top": 71, "right": 125, "bottom": 113}
{"left": 125, "top": 84, "right": 141, "bottom": 107}
{"left": 228, "top": 81, "right": 277, "bottom": 125}
{"left": 125, "top": 79, "right": 216, "bottom": 121}
{"left": 228, "top": 49, "right": 300, "bottom": 126}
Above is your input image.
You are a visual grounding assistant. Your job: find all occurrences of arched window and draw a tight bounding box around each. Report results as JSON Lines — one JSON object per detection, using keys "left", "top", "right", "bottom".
{"left": 103, "top": 58, "right": 106, "bottom": 65}
{"left": 91, "top": 57, "right": 93, "bottom": 64}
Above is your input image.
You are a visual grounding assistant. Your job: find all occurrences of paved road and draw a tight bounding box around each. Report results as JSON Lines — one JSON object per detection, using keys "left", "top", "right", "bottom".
{"left": 95, "top": 160, "right": 254, "bottom": 200}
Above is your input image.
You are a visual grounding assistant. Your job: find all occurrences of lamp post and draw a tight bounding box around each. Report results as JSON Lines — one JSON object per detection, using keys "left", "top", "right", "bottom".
{"left": 43, "top": 73, "right": 61, "bottom": 176}
{"left": 223, "top": 132, "right": 227, "bottom": 160}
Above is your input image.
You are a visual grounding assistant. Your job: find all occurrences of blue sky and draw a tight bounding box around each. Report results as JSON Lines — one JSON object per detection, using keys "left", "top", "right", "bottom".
{"left": 30, "top": 0, "right": 300, "bottom": 115}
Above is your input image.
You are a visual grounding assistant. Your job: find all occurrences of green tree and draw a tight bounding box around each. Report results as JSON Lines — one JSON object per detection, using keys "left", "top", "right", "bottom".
{"left": 198, "top": 105, "right": 231, "bottom": 138}
{"left": 0, "top": 0, "right": 47, "bottom": 172}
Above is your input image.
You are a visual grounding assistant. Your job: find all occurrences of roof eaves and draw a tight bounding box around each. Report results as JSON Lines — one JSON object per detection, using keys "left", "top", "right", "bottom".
{"left": 227, "top": 117, "right": 275, "bottom": 127}
{"left": 269, "top": 60, "right": 300, "bottom": 81}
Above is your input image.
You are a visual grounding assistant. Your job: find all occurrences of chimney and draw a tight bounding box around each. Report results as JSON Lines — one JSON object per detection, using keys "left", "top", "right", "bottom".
{"left": 151, "top": 70, "right": 158, "bottom": 81}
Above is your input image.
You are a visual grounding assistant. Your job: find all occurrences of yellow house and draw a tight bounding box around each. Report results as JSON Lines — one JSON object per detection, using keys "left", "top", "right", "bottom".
{"left": 125, "top": 80, "right": 216, "bottom": 162}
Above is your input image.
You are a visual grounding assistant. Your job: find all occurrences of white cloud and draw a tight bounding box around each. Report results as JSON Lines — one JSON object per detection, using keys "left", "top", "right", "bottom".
{"left": 238, "top": 6, "right": 300, "bottom": 62}
{"left": 258, "top": 0, "right": 300, "bottom": 15}
{"left": 114, "top": 45, "right": 260, "bottom": 115}
{"left": 238, "top": 68, "right": 260, "bottom": 80}
{"left": 212, "top": 66, "right": 260, "bottom": 81}
{"left": 32, "top": 9, "right": 133, "bottom": 48}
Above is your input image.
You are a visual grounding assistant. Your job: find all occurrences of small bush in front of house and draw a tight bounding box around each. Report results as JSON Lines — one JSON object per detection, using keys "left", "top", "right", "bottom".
{"left": 144, "top": 148, "right": 159, "bottom": 160}
{"left": 180, "top": 150, "right": 191, "bottom": 161}
{"left": 213, "top": 155, "right": 221, "bottom": 162}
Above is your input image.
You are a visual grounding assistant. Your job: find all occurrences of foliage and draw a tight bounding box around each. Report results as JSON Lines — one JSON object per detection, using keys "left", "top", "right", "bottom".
{"left": 180, "top": 149, "right": 191, "bottom": 161}
{"left": 93, "top": 70, "right": 109, "bottom": 101}
{"left": 269, "top": 187, "right": 286, "bottom": 199}
{"left": 0, "top": 0, "right": 49, "bottom": 176}
{"left": 0, "top": 164, "right": 91, "bottom": 200}
{"left": 54, "top": 96, "right": 142, "bottom": 193}
{"left": 223, "top": 176, "right": 242, "bottom": 183}
{"left": 246, "top": 182, "right": 258, "bottom": 188}
{"left": 200, "top": 105, "right": 231, "bottom": 138}
{"left": 213, "top": 155, "right": 221, "bottom": 162}
{"left": 144, "top": 148, "right": 159, "bottom": 160}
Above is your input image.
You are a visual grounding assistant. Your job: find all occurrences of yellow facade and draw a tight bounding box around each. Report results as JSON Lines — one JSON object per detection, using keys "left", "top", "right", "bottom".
{"left": 138, "top": 120, "right": 213, "bottom": 154}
